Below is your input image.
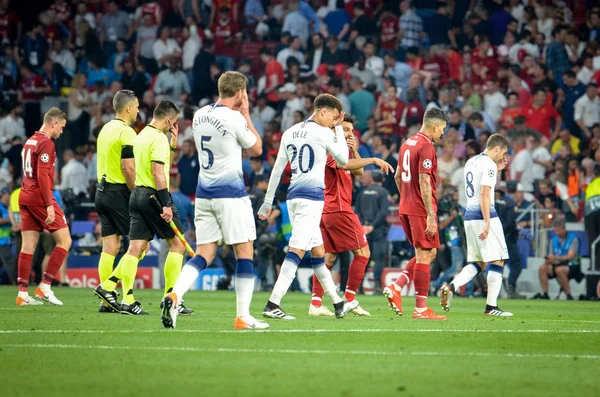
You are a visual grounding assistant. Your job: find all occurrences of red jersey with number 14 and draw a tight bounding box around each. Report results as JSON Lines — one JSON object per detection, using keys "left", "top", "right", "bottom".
{"left": 20, "top": 131, "right": 57, "bottom": 207}
{"left": 399, "top": 132, "right": 437, "bottom": 217}
{"left": 323, "top": 153, "right": 353, "bottom": 214}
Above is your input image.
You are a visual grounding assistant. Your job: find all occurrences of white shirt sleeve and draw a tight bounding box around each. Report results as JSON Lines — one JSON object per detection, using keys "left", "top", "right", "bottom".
{"left": 556, "top": 181, "right": 570, "bottom": 201}
{"left": 231, "top": 112, "right": 257, "bottom": 149}
{"left": 481, "top": 159, "right": 497, "bottom": 188}
{"left": 574, "top": 97, "right": 584, "bottom": 122}
{"left": 323, "top": 125, "right": 348, "bottom": 165}
{"left": 263, "top": 136, "right": 289, "bottom": 207}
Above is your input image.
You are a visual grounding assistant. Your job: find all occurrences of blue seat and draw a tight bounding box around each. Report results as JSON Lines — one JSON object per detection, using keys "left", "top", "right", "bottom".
{"left": 387, "top": 225, "right": 406, "bottom": 242}
{"left": 547, "top": 230, "right": 589, "bottom": 257}
{"left": 71, "top": 221, "right": 95, "bottom": 236}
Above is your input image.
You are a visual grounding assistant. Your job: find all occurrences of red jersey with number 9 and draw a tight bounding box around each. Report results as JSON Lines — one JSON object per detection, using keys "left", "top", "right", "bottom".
{"left": 398, "top": 132, "right": 437, "bottom": 217}
{"left": 20, "top": 131, "right": 57, "bottom": 206}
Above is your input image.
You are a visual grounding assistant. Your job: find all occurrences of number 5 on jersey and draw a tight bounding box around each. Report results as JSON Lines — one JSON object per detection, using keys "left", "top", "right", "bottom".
{"left": 200, "top": 136, "right": 214, "bottom": 169}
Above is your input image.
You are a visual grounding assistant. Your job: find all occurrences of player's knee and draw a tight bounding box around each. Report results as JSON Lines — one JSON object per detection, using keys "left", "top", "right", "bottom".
{"left": 57, "top": 233, "right": 72, "bottom": 250}
{"left": 169, "top": 237, "right": 185, "bottom": 254}
{"left": 539, "top": 264, "right": 548, "bottom": 275}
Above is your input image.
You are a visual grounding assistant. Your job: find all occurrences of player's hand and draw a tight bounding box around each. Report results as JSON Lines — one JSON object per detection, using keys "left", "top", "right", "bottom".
{"left": 258, "top": 203, "right": 271, "bottom": 220}
{"left": 335, "top": 111, "right": 345, "bottom": 127}
{"left": 45, "top": 206, "right": 55, "bottom": 225}
{"left": 161, "top": 206, "right": 173, "bottom": 223}
{"left": 425, "top": 214, "right": 437, "bottom": 236}
{"left": 373, "top": 158, "right": 394, "bottom": 175}
{"left": 12, "top": 223, "right": 21, "bottom": 232}
{"left": 170, "top": 122, "right": 179, "bottom": 147}
{"left": 497, "top": 154, "right": 508, "bottom": 171}
{"left": 346, "top": 134, "right": 357, "bottom": 150}
{"left": 240, "top": 91, "right": 250, "bottom": 117}
{"left": 364, "top": 225, "right": 374, "bottom": 235}
{"left": 479, "top": 221, "right": 490, "bottom": 241}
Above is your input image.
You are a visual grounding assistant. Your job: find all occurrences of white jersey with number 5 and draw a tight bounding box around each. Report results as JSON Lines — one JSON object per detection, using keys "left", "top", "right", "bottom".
{"left": 191, "top": 103, "right": 258, "bottom": 245}
{"left": 463, "top": 153, "right": 508, "bottom": 263}
{"left": 263, "top": 119, "right": 348, "bottom": 250}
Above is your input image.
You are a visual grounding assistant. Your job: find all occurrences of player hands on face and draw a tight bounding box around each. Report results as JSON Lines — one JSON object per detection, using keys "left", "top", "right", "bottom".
{"left": 160, "top": 116, "right": 179, "bottom": 223}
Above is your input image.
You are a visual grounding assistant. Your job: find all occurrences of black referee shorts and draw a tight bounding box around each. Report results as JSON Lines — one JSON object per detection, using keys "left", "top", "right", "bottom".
{"left": 95, "top": 184, "right": 131, "bottom": 237}
{"left": 128, "top": 186, "right": 184, "bottom": 241}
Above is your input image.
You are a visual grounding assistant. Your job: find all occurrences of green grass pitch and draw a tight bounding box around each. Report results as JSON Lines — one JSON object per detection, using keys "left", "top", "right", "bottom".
{"left": 1, "top": 286, "right": 599, "bottom": 397}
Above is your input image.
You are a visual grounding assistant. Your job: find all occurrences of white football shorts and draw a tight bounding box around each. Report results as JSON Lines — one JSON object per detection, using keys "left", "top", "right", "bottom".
{"left": 287, "top": 198, "right": 325, "bottom": 251}
{"left": 465, "top": 217, "right": 509, "bottom": 263}
{"left": 194, "top": 197, "right": 256, "bottom": 245}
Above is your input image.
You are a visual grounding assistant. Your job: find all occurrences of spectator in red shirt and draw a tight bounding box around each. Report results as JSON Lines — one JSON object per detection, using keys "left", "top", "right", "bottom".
{"left": 210, "top": 0, "right": 239, "bottom": 25}
{"left": 404, "top": 47, "right": 422, "bottom": 72}
{"left": 443, "top": 47, "right": 464, "bottom": 83}
{"left": 471, "top": 37, "right": 499, "bottom": 85}
{"left": 0, "top": 0, "right": 20, "bottom": 41}
{"left": 500, "top": 91, "right": 522, "bottom": 129}
{"left": 374, "top": 85, "right": 405, "bottom": 140}
{"left": 211, "top": 6, "right": 242, "bottom": 72}
{"left": 18, "top": 64, "right": 49, "bottom": 101}
{"left": 260, "top": 46, "right": 285, "bottom": 105}
{"left": 379, "top": 10, "right": 399, "bottom": 54}
{"left": 523, "top": 87, "right": 562, "bottom": 140}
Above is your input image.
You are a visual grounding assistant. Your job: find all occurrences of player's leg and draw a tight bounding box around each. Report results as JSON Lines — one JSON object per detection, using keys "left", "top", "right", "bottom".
{"left": 16, "top": 227, "right": 43, "bottom": 306}
{"left": 33, "top": 225, "right": 71, "bottom": 305}
{"left": 441, "top": 220, "right": 483, "bottom": 311}
{"left": 384, "top": 214, "right": 414, "bottom": 315}
{"left": 346, "top": 244, "right": 370, "bottom": 316}
{"left": 264, "top": 199, "right": 306, "bottom": 319}
{"left": 309, "top": 251, "right": 336, "bottom": 316}
{"left": 411, "top": 246, "right": 446, "bottom": 319}
{"left": 479, "top": 219, "right": 512, "bottom": 316}
{"left": 162, "top": 209, "right": 186, "bottom": 296}
{"left": 483, "top": 260, "right": 513, "bottom": 316}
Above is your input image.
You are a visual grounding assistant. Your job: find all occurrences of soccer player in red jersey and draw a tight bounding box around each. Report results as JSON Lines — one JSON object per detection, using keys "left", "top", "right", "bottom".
{"left": 310, "top": 114, "right": 394, "bottom": 317}
{"left": 383, "top": 107, "right": 449, "bottom": 320}
{"left": 16, "top": 108, "right": 71, "bottom": 306}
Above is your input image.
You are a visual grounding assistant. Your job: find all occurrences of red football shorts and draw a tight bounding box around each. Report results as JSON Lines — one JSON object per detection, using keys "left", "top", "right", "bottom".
{"left": 20, "top": 203, "right": 68, "bottom": 233}
{"left": 399, "top": 213, "right": 440, "bottom": 249}
{"left": 320, "top": 211, "right": 368, "bottom": 253}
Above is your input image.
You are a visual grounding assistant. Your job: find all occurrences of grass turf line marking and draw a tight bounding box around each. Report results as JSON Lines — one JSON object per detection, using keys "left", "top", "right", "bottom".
{"left": 1, "top": 343, "right": 599, "bottom": 360}
{"left": 1, "top": 329, "right": 599, "bottom": 334}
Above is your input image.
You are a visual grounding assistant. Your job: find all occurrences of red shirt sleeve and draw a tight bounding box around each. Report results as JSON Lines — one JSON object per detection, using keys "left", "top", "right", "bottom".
{"left": 417, "top": 143, "right": 435, "bottom": 175}
{"left": 37, "top": 140, "right": 55, "bottom": 206}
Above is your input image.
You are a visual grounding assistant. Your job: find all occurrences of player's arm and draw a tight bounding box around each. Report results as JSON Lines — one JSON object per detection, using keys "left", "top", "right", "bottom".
{"left": 259, "top": 141, "right": 288, "bottom": 220}
{"left": 121, "top": 127, "right": 137, "bottom": 191}
{"left": 37, "top": 142, "right": 57, "bottom": 225}
{"left": 479, "top": 163, "right": 497, "bottom": 240}
{"left": 267, "top": 207, "right": 281, "bottom": 226}
{"left": 325, "top": 123, "right": 349, "bottom": 166}
{"left": 151, "top": 135, "right": 173, "bottom": 222}
{"left": 419, "top": 173, "right": 437, "bottom": 236}
{"left": 339, "top": 157, "right": 394, "bottom": 176}
{"left": 238, "top": 93, "right": 263, "bottom": 156}
{"left": 394, "top": 163, "right": 402, "bottom": 195}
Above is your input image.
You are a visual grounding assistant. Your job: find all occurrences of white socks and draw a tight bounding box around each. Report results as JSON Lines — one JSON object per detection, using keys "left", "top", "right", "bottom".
{"left": 269, "top": 253, "right": 300, "bottom": 306}
{"left": 172, "top": 255, "right": 208, "bottom": 300}
{"left": 450, "top": 263, "right": 481, "bottom": 290}
{"left": 486, "top": 265, "right": 504, "bottom": 307}
{"left": 311, "top": 258, "right": 342, "bottom": 305}
{"left": 235, "top": 259, "right": 255, "bottom": 318}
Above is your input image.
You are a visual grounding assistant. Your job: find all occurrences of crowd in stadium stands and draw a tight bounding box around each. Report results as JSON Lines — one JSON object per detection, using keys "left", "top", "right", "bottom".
{"left": 0, "top": 0, "right": 599, "bottom": 295}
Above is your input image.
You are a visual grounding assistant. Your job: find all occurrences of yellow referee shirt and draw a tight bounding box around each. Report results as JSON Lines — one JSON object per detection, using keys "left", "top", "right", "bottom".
{"left": 134, "top": 124, "right": 171, "bottom": 190}
{"left": 10, "top": 188, "right": 20, "bottom": 223}
{"left": 96, "top": 118, "right": 137, "bottom": 184}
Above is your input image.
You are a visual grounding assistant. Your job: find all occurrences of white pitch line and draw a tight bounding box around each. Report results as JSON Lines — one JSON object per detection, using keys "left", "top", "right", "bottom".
{"left": 0, "top": 329, "right": 599, "bottom": 334}
{"left": 1, "top": 343, "right": 599, "bottom": 360}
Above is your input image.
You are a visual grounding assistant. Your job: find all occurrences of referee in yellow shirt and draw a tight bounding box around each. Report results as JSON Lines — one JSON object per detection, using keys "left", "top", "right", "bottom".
{"left": 94, "top": 90, "right": 138, "bottom": 312}
{"left": 95, "top": 100, "right": 188, "bottom": 315}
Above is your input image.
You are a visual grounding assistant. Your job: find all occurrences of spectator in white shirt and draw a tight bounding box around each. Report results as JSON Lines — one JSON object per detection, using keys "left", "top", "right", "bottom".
{"left": 153, "top": 26, "right": 182, "bottom": 69}
{"left": 0, "top": 102, "right": 26, "bottom": 152}
{"left": 574, "top": 83, "right": 600, "bottom": 139}
{"left": 576, "top": 54, "right": 595, "bottom": 85}
{"left": 528, "top": 135, "right": 553, "bottom": 182}
{"left": 60, "top": 149, "right": 89, "bottom": 197}
{"left": 153, "top": 59, "right": 191, "bottom": 102}
{"left": 363, "top": 41, "right": 384, "bottom": 78}
{"left": 279, "top": 82, "right": 304, "bottom": 131}
{"left": 182, "top": 21, "right": 202, "bottom": 84}
{"left": 510, "top": 136, "right": 535, "bottom": 193}
{"left": 483, "top": 80, "right": 507, "bottom": 123}
{"left": 50, "top": 40, "right": 76, "bottom": 76}
{"left": 276, "top": 36, "right": 305, "bottom": 70}
{"left": 253, "top": 95, "right": 277, "bottom": 126}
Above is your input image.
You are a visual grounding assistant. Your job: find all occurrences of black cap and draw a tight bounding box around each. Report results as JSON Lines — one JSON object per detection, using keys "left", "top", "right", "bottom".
{"left": 506, "top": 181, "right": 518, "bottom": 193}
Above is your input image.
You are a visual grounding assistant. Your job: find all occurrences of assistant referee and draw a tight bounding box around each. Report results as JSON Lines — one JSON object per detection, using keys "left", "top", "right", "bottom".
{"left": 94, "top": 90, "right": 139, "bottom": 312}
{"left": 95, "top": 100, "right": 187, "bottom": 315}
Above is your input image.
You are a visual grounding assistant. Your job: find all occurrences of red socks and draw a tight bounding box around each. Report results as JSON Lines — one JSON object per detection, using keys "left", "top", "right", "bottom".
{"left": 17, "top": 252, "right": 33, "bottom": 292}
{"left": 311, "top": 263, "right": 332, "bottom": 307}
{"left": 344, "top": 255, "right": 369, "bottom": 302}
{"left": 43, "top": 247, "right": 68, "bottom": 285}
{"left": 413, "top": 263, "right": 430, "bottom": 309}
{"left": 395, "top": 257, "right": 416, "bottom": 289}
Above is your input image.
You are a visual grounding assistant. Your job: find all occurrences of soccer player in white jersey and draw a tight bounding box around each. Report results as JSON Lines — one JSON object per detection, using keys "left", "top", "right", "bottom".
{"left": 258, "top": 94, "right": 359, "bottom": 319}
{"left": 440, "top": 134, "right": 513, "bottom": 317}
{"left": 161, "top": 71, "right": 269, "bottom": 329}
